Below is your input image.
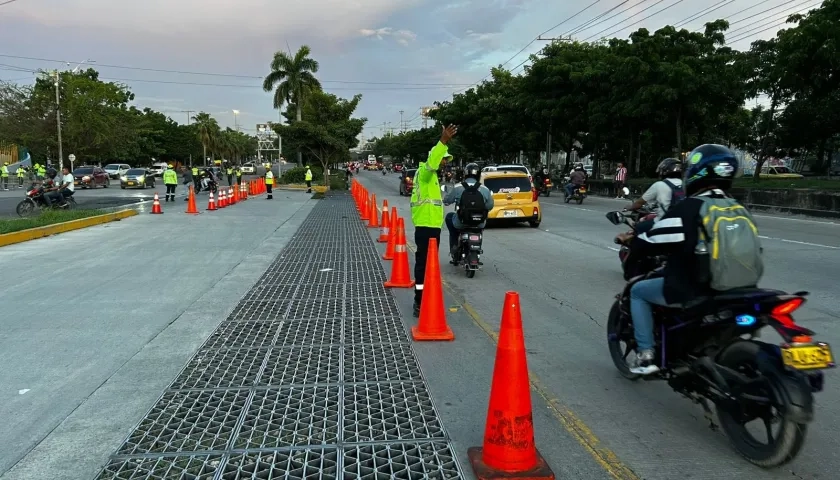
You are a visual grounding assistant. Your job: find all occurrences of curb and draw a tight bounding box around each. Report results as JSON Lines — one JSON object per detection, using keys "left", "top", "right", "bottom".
{"left": 0, "top": 209, "right": 138, "bottom": 248}
{"left": 277, "top": 185, "right": 328, "bottom": 193}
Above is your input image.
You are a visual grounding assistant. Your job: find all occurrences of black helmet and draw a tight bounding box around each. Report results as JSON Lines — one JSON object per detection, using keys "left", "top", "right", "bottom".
{"left": 463, "top": 162, "right": 480, "bottom": 181}
{"left": 656, "top": 158, "right": 683, "bottom": 179}
{"left": 683, "top": 144, "right": 739, "bottom": 196}
{"left": 574, "top": 162, "right": 584, "bottom": 171}
{"left": 46, "top": 167, "right": 57, "bottom": 178}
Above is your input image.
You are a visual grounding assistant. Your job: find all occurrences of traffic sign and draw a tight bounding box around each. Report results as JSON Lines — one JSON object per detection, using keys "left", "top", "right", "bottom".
{"left": 68, "top": 154, "right": 76, "bottom": 161}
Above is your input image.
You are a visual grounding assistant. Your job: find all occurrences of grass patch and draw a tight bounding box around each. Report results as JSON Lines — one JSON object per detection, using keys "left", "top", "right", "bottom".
{"left": 0, "top": 209, "right": 108, "bottom": 235}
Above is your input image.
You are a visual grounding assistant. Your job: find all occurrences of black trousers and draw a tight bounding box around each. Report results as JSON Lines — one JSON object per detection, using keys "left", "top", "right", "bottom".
{"left": 266, "top": 183, "right": 273, "bottom": 198}
{"left": 165, "top": 184, "right": 176, "bottom": 200}
{"left": 413, "top": 226, "right": 441, "bottom": 305}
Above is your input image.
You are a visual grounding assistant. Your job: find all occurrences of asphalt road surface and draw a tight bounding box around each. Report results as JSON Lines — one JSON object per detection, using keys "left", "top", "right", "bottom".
{"left": 358, "top": 169, "right": 840, "bottom": 480}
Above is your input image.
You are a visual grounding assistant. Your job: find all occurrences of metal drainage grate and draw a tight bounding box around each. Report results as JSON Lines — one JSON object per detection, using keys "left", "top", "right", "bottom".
{"left": 170, "top": 348, "right": 268, "bottom": 389}
{"left": 343, "top": 442, "right": 461, "bottom": 479}
{"left": 233, "top": 385, "right": 340, "bottom": 449}
{"left": 345, "top": 317, "right": 408, "bottom": 344}
{"left": 257, "top": 270, "right": 309, "bottom": 285}
{"left": 275, "top": 317, "right": 343, "bottom": 346}
{"left": 241, "top": 283, "right": 299, "bottom": 302}
{"left": 294, "top": 283, "right": 345, "bottom": 299}
{"left": 222, "top": 450, "right": 339, "bottom": 480}
{"left": 343, "top": 383, "right": 446, "bottom": 443}
{"left": 228, "top": 300, "right": 290, "bottom": 321}
{"left": 344, "top": 344, "right": 423, "bottom": 383}
{"left": 343, "top": 270, "right": 386, "bottom": 284}
{"left": 116, "top": 389, "right": 249, "bottom": 455}
{"left": 201, "top": 321, "right": 281, "bottom": 350}
{"left": 286, "top": 298, "right": 344, "bottom": 319}
{"left": 96, "top": 455, "right": 222, "bottom": 480}
{"left": 258, "top": 345, "right": 342, "bottom": 386}
{"left": 345, "top": 297, "right": 401, "bottom": 318}
{"left": 345, "top": 283, "right": 389, "bottom": 299}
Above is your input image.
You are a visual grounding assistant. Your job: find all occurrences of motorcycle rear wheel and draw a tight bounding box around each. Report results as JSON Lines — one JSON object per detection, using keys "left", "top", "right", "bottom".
{"left": 716, "top": 341, "right": 809, "bottom": 468}
{"left": 607, "top": 301, "right": 641, "bottom": 381}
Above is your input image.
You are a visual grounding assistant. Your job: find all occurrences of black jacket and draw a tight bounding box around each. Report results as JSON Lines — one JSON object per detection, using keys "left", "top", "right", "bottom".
{"left": 629, "top": 189, "right": 730, "bottom": 304}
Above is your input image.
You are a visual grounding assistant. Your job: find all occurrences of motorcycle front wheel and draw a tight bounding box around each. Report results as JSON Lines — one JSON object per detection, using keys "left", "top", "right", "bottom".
{"left": 16, "top": 198, "right": 37, "bottom": 217}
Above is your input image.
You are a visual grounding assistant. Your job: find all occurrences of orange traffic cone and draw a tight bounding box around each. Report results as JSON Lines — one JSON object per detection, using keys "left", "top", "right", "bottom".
{"left": 185, "top": 186, "right": 199, "bottom": 215}
{"left": 468, "top": 291, "right": 555, "bottom": 480}
{"left": 230, "top": 185, "right": 237, "bottom": 205}
{"left": 411, "top": 238, "right": 454, "bottom": 341}
{"left": 367, "top": 194, "right": 380, "bottom": 228}
{"left": 383, "top": 208, "right": 399, "bottom": 260}
{"left": 360, "top": 193, "right": 370, "bottom": 221}
{"left": 222, "top": 188, "right": 229, "bottom": 207}
{"left": 378, "top": 200, "right": 391, "bottom": 242}
{"left": 207, "top": 191, "right": 217, "bottom": 211}
{"left": 151, "top": 192, "right": 163, "bottom": 214}
{"left": 241, "top": 182, "right": 248, "bottom": 200}
{"left": 384, "top": 218, "right": 415, "bottom": 288}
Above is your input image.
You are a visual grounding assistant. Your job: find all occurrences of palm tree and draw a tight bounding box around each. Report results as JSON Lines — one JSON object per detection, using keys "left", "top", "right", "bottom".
{"left": 263, "top": 45, "right": 322, "bottom": 165}
{"left": 192, "top": 112, "right": 220, "bottom": 166}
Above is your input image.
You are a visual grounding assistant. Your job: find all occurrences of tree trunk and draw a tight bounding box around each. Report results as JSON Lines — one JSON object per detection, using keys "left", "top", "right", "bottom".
{"left": 202, "top": 144, "right": 206, "bottom": 167}
{"left": 675, "top": 105, "right": 683, "bottom": 158}
{"left": 753, "top": 90, "right": 779, "bottom": 181}
{"left": 296, "top": 102, "right": 303, "bottom": 166}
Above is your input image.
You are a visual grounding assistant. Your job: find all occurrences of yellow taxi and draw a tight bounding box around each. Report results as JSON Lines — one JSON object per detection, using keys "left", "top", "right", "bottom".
{"left": 480, "top": 170, "right": 541, "bottom": 228}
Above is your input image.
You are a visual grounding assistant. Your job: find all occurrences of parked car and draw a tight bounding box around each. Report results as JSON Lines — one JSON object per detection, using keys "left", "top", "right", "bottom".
{"left": 103, "top": 163, "right": 131, "bottom": 179}
{"left": 73, "top": 166, "right": 110, "bottom": 188}
{"left": 241, "top": 163, "right": 255, "bottom": 174}
{"left": 120, "top": 168, "right": 156, "bottom": 189}
{"left": 398, "top": 168, "right": 417, "bottom": 196}
{"left": 148, "top": 162, "right": 168, "bottom": 177}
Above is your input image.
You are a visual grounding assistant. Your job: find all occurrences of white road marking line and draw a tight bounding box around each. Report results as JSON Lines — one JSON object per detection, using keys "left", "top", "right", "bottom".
{"left": 758, "top": 235, "right": 840, "bottom": 250}
{"left": 18, "top": 389, "right": 30, "bottom": 395}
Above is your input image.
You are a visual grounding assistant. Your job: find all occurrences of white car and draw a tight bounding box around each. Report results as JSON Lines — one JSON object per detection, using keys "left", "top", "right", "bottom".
{"left": 241, "top": 163, "right": 255, "bottom": 174}
{"left": 148, "top": 162, "right": 168, "bottom": 177}
{"left": 103, "top": 163, "right": 131, "bottom": 179}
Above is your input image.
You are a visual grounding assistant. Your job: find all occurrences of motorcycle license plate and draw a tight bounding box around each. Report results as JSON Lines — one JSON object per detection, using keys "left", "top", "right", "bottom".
{"left": 579, "top": 188, "right": 586, "bottom": 193}
{"left": 503, "top": 210, "right": 519, "bottom": 217}
{"left": 74, "top": 181, "right": 79, "bottom": 185}
{"left": 781, "top": 343, "right": 834, "bottom": 370}
{"left": 127, "top": 182, "right": 135, "bottom": 186}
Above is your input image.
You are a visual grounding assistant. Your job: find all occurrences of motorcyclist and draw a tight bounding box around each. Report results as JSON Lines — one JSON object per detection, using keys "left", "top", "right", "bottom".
{"left": 615, "top": 144, "right": 746, "bottom": 375}
{"left": 202, "top": 168, "right": 217, "bottom": 191}
{"left": 625, "top": 158, "right": 684, "bottom": 235}
{"left": 564, "top": 163, "right": 586, "bottom": 198}
{"left": 45, "top": 167, "right": 74, "bottom": 207}
{"left": 442, "top": 162, "right": 494, "bottom": 261}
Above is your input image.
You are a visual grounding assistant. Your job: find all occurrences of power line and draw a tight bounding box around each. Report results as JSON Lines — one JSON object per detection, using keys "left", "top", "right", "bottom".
{"left": 673, "top": 0, "right": 733, "bottom": 28}
{"left": 566, "top": 0, "right": 655, "bottom": 37}
{"left": 0, "top": 53, "right": 475, "bottom": 86}
{"left": 586, "top": 0, "right": 691, "bottom": 41}
{"left": 0, "top": 0, "right": 22, "bottom": 6}
{"left": 564, "top": 0, "right": 634, "bottom": 36}
{"left": 694, "top": 0, "right": 795, "bottom": 31}
{"left": 727, "top": 0, "right": 816, "bottom": 36}
{"left": 728, "top": 2, "right": 818, "bottom": 42}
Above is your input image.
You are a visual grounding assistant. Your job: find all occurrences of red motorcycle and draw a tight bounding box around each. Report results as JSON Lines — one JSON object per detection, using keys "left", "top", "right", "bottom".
{"left": 537, "top": 177, "right": 552, "bottom": 196}
{"left": 16, "top": 181, "right": 77, "bottom": 217}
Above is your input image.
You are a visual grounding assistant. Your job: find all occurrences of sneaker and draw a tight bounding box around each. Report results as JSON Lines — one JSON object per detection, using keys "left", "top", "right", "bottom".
{"left": 628, "top": 349, "right": 660, "bottom": 375}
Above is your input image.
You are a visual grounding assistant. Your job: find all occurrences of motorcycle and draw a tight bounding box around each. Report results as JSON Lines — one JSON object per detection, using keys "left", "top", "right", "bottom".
{"left": 382, "top": 168, "right": 387, "bottom": 175}
{"left": 537, "top": 177, "right": 552, "bottom": 196}
{"left": 564, "top": 183, "right": 587, "bottom": 204}
{"left": 16, "top": 182, "right": 77, "bottom": 217}
{"left": 450, "top": 227, "right": 484, "bottom": 278}
{"left": 605, "top": 200, "right": 663, "bottom": 279}
{"left": 608, "top": 273, "right": 830, "bottom": 467}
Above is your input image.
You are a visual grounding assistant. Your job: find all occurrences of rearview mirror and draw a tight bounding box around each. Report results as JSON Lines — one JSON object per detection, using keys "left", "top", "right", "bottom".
{"left": 605, "top": 211, "right": 623, "bottom": 226}
{"left": 622, "top": 186, "right": 630, "bottom": 196}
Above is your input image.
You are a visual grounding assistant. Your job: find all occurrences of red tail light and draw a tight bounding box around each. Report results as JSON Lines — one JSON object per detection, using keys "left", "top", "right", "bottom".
{"left": 544, "top": 178, "right": 550, "bottom": 184}
{"left": 532, "top": 188, "right": 538, "bottom": 201}
{"left": 770, "top": 297, "right": 812, "bottom": 335}
{"left": 772, "top": 298, "right": 804, "bottom": 316}
{"left": 533, "top": 207, "right": 539, "bottom": 217}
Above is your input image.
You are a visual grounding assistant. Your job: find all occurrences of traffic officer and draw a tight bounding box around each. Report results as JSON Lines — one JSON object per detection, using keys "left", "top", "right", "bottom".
{"left": 410, "top": 124, "right": 458, "bottom": 316}
{"left": 17, "top": 165, "right": 26, "bottom": 187}
{"left": 226, "top": 165, "right": 234, "bottom": 185}
{"left": 191, "top": 165, "right": 200, "bottom": 192}
{"left": 163, "top": 164, "right": 178, "bottom": 202}
{"left": 304, "top": 165, "right": 313, "bottom": 193}
{"left": 1, "top": 162, "right": 8, "bottom": 190}
{"left": 265, "top": 164, "right": 274, "bottom": 199}
{"left": 235, "top": 165, "right": 243, "bottom": 186}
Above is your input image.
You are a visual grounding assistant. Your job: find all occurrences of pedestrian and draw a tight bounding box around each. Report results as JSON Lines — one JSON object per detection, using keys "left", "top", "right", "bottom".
{"left": 163, "top": 163, "right": 178, "bottom": 202}
{"left": 615, "top": 162, "right": 628, "bottom": 198}
{"left": 265, "top": 164, "right": 274, "bottom": 200}
{"left": 410, "top": 124, "right": 458, "bottom": 317}
{"left": 181, "top": 166, "right": 193, "bottom": 201}
{"left": 304, "top": 165, "right": 313, "bottom": 193}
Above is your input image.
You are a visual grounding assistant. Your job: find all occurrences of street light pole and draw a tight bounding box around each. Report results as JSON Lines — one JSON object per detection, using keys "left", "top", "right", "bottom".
{"left": 232, "top": 109, "right": 240, "bottom": 132}
{"left": 53, "top": 70, "right": 63, "bottom": 170}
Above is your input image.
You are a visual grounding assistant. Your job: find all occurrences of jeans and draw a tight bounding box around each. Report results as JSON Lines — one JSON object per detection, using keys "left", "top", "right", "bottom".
{"left": 444, "top": 212, "right": 459, "bottom": 251}
{"left": 565, "top": 183, "right": 581, "bottom": 197}
{"left": 629, "top": 277, "right": 676, "bottom": 350}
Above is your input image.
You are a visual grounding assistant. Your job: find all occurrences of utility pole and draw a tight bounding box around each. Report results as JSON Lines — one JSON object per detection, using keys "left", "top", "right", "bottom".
{"left": 53, "top": 70, "right": 63, "bottom": 170}
{"left": 399, "top": 110, "right": 404, "bottom": 133}
{"left": 181, "top": 110, "right": 194, "bottom": 166}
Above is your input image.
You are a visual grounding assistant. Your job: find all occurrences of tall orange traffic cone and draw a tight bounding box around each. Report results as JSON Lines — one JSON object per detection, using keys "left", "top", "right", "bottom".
{"left": 383, "top": 208, "right": 399, "bottom": 260}
{"left": 360, "top": 193, "right": 370, "bottom": 221}
{"left": 151, "top": 192, "right": 163, "bottom": 214}
{"left": 230, "top": 185, "right": 238, "bottom": 204}
{"left": 222, "top": 188, "right": 229, "bottom": 207}
{"left": 378, "top": 200, "right": 391, "bottom": 242}
{"left": 384, "top": 218, "right": 415, "bottom": 288}
{"left": 468, "top": 291, "right": 555, "bottom": 480}
{"left": 367, "top": 194, "right": 379, "bottom": 228}
{"left": 207, "top": 191, "right": 217, "bottom": 211}
{"left": 185, "top": 186, "right": 199, "bottom": 215}
{"left": 411, "top": 238, "right": 454, "bottom": 341}
{"left": 241, "top": 182, "right": 248, "bottom": 200}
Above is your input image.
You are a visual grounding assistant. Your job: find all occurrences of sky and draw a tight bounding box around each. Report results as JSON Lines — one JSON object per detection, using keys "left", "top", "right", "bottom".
{"left": 0, "top": 0, "right": 819, "bottom": 144}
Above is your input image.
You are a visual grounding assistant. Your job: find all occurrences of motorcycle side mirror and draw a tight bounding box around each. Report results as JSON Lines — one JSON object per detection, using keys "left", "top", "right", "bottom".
{"left": 622, "top": 186, "right": 630, "bottom": 196}
{"left": 605, "top": 211, "right": 622, "bottom": 226}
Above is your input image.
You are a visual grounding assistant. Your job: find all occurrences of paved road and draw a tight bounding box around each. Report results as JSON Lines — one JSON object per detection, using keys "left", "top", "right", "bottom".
{"left": 358, "top": 170, "right": 840, "bottom": 480}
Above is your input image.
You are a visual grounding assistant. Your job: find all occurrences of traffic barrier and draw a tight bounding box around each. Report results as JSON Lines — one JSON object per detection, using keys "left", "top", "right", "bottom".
{"left": 411, "top": 238, "right": 454, "bottom": 341}
{"left": 185, "top": 186, "right": 199, "bottom": 215}
{"left": 468, "top": 291, "right": 555, "bottom": 480}
{"left": 207, "top": 191, "right": 217, "bottom": 211}
{"left": 383, "top": 218, "right": 414, "bottom": 288}
{"left": 383, "top": 208, "right": 398, "bottom": 260}
{"left": 378, "top": 200, "right": 391, "bottom": 242}
{"left": 151, "top": 192, "right": 163, "bottom": 214}
{"left": 367, "top": 194, "right": 379, "bottom": 228}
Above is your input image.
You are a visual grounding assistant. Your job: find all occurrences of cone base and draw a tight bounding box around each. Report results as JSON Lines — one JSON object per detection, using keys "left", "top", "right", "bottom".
{"left": 411, "top": 325, "right": 454, "bottom": 341}
{"left": 384, "top": 280, "right": 415, "bottom": 288}
{"left": 382, "top": 253, "right": 394, "bottom": 260}
{"left": 377, "top": 237, "right": 388, "bottom": 243}
{"left": 467, "top": 447, "right": 555, "bottom": 480}
{"left": 151, "top": 211, "right": 162, "bottom": 214}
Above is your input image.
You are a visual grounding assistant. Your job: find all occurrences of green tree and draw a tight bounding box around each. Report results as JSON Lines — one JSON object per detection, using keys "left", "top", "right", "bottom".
{"left": 191, "top": 112, "right": 219, "bottom": 166}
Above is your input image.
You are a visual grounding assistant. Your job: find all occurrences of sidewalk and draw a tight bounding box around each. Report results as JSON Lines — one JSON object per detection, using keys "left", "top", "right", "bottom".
{"left": 85, "top": 192, "right": 466, "bottom": 479}
{"left": 0, "top": 194, "right": 315, "bottom": 479}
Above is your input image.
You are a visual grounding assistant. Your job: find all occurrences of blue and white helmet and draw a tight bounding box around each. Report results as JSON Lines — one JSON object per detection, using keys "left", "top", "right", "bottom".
{"left": 683, "top": 144, "right": 739, "bottom": 196}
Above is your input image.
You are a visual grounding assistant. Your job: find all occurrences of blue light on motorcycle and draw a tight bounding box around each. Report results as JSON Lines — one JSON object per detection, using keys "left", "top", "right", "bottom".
{"left": 736, "top": 314, "right": 757, "bottom": 326}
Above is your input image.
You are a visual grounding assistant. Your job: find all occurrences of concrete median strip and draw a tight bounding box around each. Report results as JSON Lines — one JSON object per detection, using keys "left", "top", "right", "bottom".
{"left": 0, "top": 209, "right": 138, "bottom": 248}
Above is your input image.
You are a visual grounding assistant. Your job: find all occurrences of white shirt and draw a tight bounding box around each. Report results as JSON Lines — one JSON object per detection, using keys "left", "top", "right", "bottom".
{"left": 60, "top": 173, "right": 74, "bottom": 191}
{"left": 641, "top": 178, "right": 682, "bottom": 219}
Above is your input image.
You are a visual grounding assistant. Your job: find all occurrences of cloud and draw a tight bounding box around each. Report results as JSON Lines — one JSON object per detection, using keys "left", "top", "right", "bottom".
{"left": 359, "top": 27, "right": 417, "bottom": 46}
